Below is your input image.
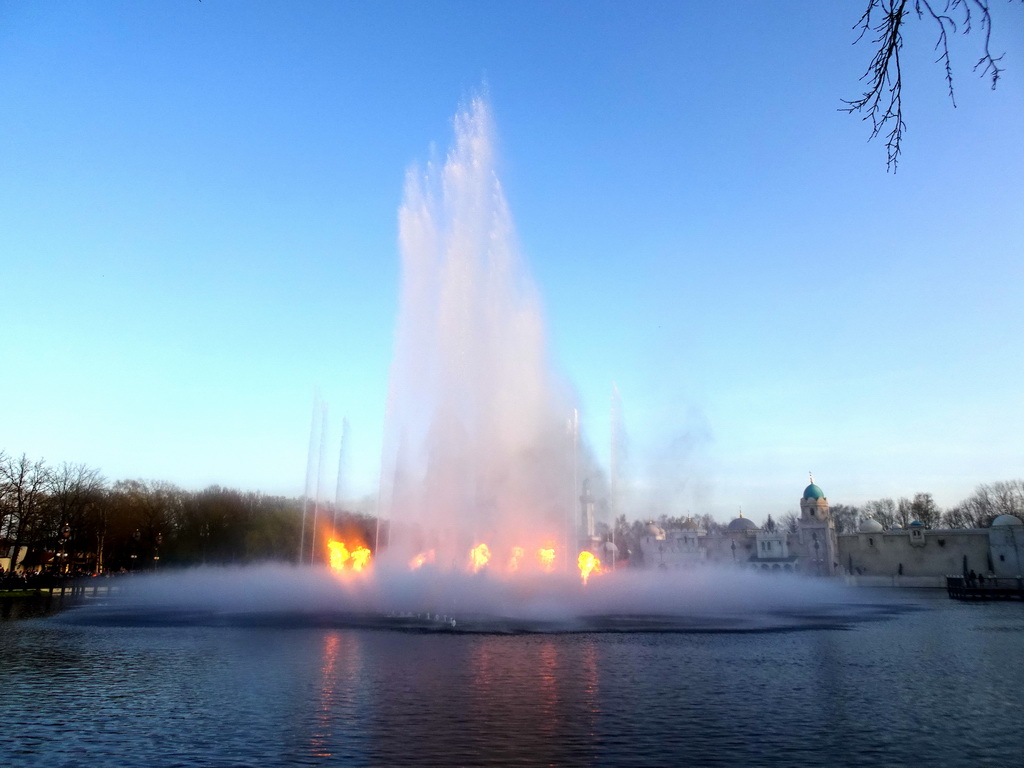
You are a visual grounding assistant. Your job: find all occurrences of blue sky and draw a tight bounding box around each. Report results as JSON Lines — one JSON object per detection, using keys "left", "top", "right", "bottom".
{"left": 1, "top": 1, "right": 1021, "bottom": 521}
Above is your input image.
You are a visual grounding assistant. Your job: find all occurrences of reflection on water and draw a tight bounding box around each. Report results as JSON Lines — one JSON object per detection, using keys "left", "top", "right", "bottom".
{"left": 310, "top": 632, "right": 362, "bottom": 759}
{"left": 0, "top": 593, "right": 73, "bottom": 621}
{"left": 1, "top": 595, "right": 1023, "bottom": 766}
{"left": 579, "top": 638, "right": 600, "bottom": 741}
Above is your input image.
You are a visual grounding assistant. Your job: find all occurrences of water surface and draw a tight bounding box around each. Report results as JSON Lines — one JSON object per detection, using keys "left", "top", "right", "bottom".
{"left": 1, "top": 591, "right": 1020, "bottom": 766}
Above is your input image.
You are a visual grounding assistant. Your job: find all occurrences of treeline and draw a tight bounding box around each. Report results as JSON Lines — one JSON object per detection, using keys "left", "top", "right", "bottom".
{"left": 0, "top": 451, "right": 374, "bottom": 574}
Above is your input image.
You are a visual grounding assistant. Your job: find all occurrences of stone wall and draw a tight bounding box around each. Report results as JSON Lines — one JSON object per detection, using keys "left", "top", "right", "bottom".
{"left": 838, "top": 529, "right": 990, "bottom": 578}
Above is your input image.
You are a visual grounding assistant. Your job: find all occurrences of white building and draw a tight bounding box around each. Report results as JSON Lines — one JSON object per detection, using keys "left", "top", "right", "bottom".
{"left": 639, "top": 478, "right": 839, "bottom": 575}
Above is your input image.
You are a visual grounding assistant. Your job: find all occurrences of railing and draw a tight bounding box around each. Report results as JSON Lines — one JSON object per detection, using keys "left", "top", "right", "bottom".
{"left": 946, "top": 575, "right": 1024, "bottom": 600}
{"left": 0, "top": 574, "right": 121, "bottom": 596}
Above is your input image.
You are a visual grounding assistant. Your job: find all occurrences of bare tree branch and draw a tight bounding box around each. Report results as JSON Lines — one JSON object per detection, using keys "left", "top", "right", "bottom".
{"left": 843, "top": 0, "right": 1017, "bottom": 171}
{"left": 841, "top": 0, "right": 909, "bottom": 171}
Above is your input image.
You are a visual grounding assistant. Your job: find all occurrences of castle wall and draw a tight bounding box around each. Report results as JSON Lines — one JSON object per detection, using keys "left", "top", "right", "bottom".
{"left": 837, "top": 530, "right": 990, "bottom": 578}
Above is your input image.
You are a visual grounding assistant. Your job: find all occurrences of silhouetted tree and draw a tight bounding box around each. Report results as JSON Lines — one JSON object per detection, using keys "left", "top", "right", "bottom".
{"left": 942, "top": 503, "right": 980, "bottom": 529}
{"left": 944, "top": 480, "right": 1024, "bottom": 528}
{"left": 45, "top": 463, "right": 106, "bottom": 572}
{"left": 779, "top": 512, "right": 800, "bottom": 534}
{"left": 105, "top": 480, "right": 185, "bottom": 571}
{"left": 844, "top": 0, "right": 1020, "bottom": 169}
{"left": 896, "top": 496, "right": 914, "bottom": 528}
{"left": 695, "top": 513, "right": 723, "bottom": 535}
{"left": 243, "top": 493, "right": 303, "bottom": 562}
{"left": 830, "top": 504, "right": 862, "bottom": 534}
{"left": 910, "top": 492, "right": 942, "bottom": 528}
{"left": 862, "top": 497, "right": 897, "bottom": 529}
{"left": 0, "top": 454, "right": 50, "bottom": 572}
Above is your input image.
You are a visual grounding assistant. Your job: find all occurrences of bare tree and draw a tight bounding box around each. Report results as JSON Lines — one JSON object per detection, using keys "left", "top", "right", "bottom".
{"left": 843, "top": 0, "right": 1019, "bottom": 170}
{"left": 863, "top": 497, "right": 898, "bottom": 528}
{"left": 984, "top": 479, "right": 1024, "bottom": 517}
{"left": 910, "top": 491, "right": 942, "bottom": 528}
{"left": 106, "top": 479, "right": 185, "bottom": 570}
{"left": 0, "top": 450, "right": 8, "bottom": 539}
{"left": 46, "top": 463, "right": 106, "bottom": 572}
{"left": 830, "top": 503, "right": 862, "bottom": 534}
{"left": 945, "top": 479, "right": 1024, "bottom": 527}
{"left": 779, "top": 511, "right": 800, "bottom": 535}
{"left": 0, "top": 454, "right": 50, "bottom": 572}
{"left": 942, "top": 503, "right": 979, "bottom": 528}
{"left": 695, "top": 512, "right": 723, "bottom": 535}
{"left": 896, "top": 496, "right": 914, "bottom": 528}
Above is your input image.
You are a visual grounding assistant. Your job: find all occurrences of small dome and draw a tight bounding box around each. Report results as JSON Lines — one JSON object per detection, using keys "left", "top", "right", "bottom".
{"left": 859, "top": 517, "right": 884, "bottom": 533}
{"left": 803, "top": 484, "right": 825, "bottom": 500}
{"left": 909, "top": 520, "right": 924, "bottom": 528}
{"left": 992, "top": 514, "right": 1024, "bottom": 527}
{"left": 681, "top": 517, "right": 699, "bottom": 530}
{"left": 646, "top": 522, "right": 665, "bottom": 538}
{"left": 890, "top": 523, "right": 903, "bottom": 530}
{"left": 727, "top": 515, "right": 759, "bottom": 532}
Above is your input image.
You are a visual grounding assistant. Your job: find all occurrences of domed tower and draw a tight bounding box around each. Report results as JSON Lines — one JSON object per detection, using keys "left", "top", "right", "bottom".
{"left": 800, "top": 475, "right": 829, "bottom": 522}
{"left": 798, "top": 473, "right": 838, "bottom": 576}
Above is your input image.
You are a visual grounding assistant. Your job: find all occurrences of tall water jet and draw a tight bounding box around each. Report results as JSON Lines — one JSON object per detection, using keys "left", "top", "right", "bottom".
{"left": 381, "top": 98, "right": 574, "bottom": 568}
{"left": 333, "top": 416, "right": 350, "bottom": 531}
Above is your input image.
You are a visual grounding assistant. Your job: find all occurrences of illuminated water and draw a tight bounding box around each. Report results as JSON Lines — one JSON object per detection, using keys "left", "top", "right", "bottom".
{"left": 2, "top": 591, "right": 1022, "bottom": 766}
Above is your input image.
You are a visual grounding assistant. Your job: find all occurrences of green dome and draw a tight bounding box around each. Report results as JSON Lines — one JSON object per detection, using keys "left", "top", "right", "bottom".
{"left": 803, "top": 483, "right": 825, "bottom": 500}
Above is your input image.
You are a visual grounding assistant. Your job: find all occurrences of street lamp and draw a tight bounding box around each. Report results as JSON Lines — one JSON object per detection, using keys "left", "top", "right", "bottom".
{"left": 58, "top": 522, "right": 71, "bottom": 576}
{"left": 131, "top": 528, "right": 141, "bottom": 571}
{"left": 200, "top": 523, "right": 209, "bottom": 565}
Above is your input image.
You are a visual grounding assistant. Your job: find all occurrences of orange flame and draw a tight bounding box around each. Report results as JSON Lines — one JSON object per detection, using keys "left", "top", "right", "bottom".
{"left": 350, "top": 545, "right": 371, "bottom": 571}
{"left": 328, "top": 539, "right": 372, "bottom": 573}
{"left": 409, "top": 549, "right": 436, "bottom": 570}
{"left": 577, "top": 550, "right": 602, "bottom": 585}
{"left": 538, "top": 547, "right": 555, "bottom": 572}
{"left": 329, "top": 539, "right": 350, "bottom": 571}
{"left": 470, "top": 543, "right": 491, "bottom": 572}
{"left": 509, "top": 546, "right": 525, "bottom": 571}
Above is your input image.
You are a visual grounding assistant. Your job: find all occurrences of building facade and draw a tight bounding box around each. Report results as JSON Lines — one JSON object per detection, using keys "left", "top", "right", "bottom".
{"left": 637, "top": 477, "right": 1024, "bottom": 584}
{"left": 639, "top": 478, "right": 839, "bottom": 575}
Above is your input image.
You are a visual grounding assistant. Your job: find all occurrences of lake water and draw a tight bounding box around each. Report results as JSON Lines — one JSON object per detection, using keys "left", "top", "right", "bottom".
{"left": 1, "top": 588, "right": 1022, "bottom": 766}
